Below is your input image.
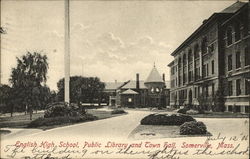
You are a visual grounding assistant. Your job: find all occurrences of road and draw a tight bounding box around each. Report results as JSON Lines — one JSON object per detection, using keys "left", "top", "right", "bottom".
{"left": 2, "top": 110, "right": 152, "bottom": 140}
{"left": 2, "top": 110, "right": 249, "bottom": 141}
{"left": 1, "top": 110, "right": 249, "bottom": 159}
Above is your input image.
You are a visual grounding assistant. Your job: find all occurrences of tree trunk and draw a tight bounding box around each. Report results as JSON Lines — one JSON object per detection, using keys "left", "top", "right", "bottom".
{"left": 29, "top": 108, "right": 33, "bottom": 120}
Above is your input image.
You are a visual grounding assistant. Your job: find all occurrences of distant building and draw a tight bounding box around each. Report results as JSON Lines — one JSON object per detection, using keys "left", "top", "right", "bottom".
{"left": 168, "top": 1, "right": 250, "bottom": 113}
{"left": 104, "top": 65, "right": 170, "bottom": 108}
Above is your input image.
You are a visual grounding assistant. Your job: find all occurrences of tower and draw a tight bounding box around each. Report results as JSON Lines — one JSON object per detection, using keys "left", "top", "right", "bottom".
{"left": 144, "top": 64, "right": 165, "bottom": 107}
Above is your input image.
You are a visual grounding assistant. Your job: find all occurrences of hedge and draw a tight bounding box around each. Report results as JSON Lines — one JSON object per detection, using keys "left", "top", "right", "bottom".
{"left": 180, "top": 121, "right": 207, "bottom": 135}
{"left": 140, "top": 113, "right": 195, "bottom": 126}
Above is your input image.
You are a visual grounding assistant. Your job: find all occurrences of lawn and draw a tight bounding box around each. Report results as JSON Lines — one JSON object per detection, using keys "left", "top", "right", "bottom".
{"left": 0, "top": 109, "right": 127, "bottom": 130}
{"left": 190, "top": 111, "right": 250, "bottom": 118}
{"left": 0, "top": 112, "right": 44, "bottom": 128}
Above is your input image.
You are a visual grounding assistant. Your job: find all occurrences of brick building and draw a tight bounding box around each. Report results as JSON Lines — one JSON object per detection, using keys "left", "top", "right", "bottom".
{"left": 105, "top": 65, "right": 170, "bottom": 108}
{"left": 168, "top": 1, "right": 250, "bottom": 113}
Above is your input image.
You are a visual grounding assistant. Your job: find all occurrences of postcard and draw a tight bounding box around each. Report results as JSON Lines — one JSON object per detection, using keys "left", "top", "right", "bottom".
{"left": 0, "top": 0, "right": 249, "bottom": 159}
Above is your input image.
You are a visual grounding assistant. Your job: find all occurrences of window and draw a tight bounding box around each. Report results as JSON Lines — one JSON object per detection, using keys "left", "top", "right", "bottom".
{"left": 235, "top": 23, "right": 241, "bottom": 42}
{"left": 156, "top": 87, "right": 160, "bottom": 93}
{"left": 227, "top": 27, "right": 233, "bottom": 46}
{"left": 201, "top": 37, "right": 208, "bottom": 54}
{"left": 245, "top": 47, "right": 250, "bottom": 66}
{"left": 188, "top": 49, "right": 193, "bottom": 62}
{"left": 236, "top": 79, "right": 241, "bottom": 96}
{"left": 235, "top": 106, "right": 241, "bottom": 113}
{"left": 188, "top": 71, "right": 193, "bottom": 82}
{"left": 151, "top": 87, "right": 154, "bottom": 93}
{"left": 128, "top": 98, "right": 132, "bottom": 102}
{"left": 228, "top": 81, "right": 233, "bottom": 96}
{"left": 207, "top": 63, "right": 209, "bottom": 76}
{"left": 171, "top": 66, "right": 175, "bottom": 75}
{"left": 208, "top": 43, "right": 214, "bottom": 53}
{"left": 178, "top": 58, "right": 182, "bottom": 69}
{"left": 211, "top": 60, "right": 214, "bottom": 74}
{"left": 202, "top": 64, "right": 206, "bottom": 78}
{"left": 228, "top": 106, "right": 233, "bottom": 112}
{"left": 245, "top": 106, "right": 250, "bottom": 113}
{"left": 195, "top": 67, "right": 200, "bottom": 80}
{"left": 246, "top": 79, "right": 250, "bottom": 95}
{"left": 212, "top": 83, "right": 215, "bottom": 96}
{"left": 194, "top": 44, "right": 199, "bottom": 59}
{"left": 228, "top": 55, "right": 232, "bottom": 71}
{"left": 236, "top": 51, "right": 241, "bottom": 69}
{"left": 183, "top": 54, "right": 187, "bottom": 66}
{"left": 183, "top": 73, "right": 186, "bottom": 84}
{"left": 195, "top": 87, "right": 197, "bottom": 98}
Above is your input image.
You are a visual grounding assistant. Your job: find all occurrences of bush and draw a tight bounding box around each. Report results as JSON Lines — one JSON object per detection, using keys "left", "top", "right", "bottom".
{"left": 180, "top": 121, "right": 207, "bottom": 135}
{"left": 140, "top": 113, "right": 195, "bottom": 126}
{"left": 186, "top": 109, "right": 199, "bottom": 115}
{"left": 177, "top": 108, "right": 190, "bottom": 114}
{"left": 111, "top": 109, "right": 126, "bottom": 114}
{"left": 28, "top": 114, "right": 97, "bottom": 128}
{"left": 44, "top": 102, "right": 86, "bottom": 118}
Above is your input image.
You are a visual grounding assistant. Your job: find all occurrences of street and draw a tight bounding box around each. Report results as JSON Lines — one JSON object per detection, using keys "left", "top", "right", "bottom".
{"left": 2, "top": 110, "right": 249, "bottom": 141}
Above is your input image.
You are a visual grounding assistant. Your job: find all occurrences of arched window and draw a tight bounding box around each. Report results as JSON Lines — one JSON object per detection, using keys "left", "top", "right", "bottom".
{"left": 201, "top": 37, "right": 208, "bottom": 54}
{"left": 227, "top": 27, "right": 233, "bottom": 45}
{"left": 194, "top": 44, "right": 199, "bottom": 59}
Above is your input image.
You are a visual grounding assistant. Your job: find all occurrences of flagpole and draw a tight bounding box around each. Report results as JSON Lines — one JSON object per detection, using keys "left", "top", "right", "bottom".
{"left": 64, "top": 0, "right": 70, "bottom": 103}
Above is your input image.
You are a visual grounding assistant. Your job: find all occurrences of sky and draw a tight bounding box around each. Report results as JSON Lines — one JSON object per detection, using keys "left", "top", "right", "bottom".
{"left": 1, "top": 0, "right": 236, "bottom": 91}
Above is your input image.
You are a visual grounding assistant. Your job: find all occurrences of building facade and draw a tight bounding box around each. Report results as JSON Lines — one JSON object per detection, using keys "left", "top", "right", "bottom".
{"left": 104, "top": 66, "right": 170, "bottom": 108}
{"left": 168, "top": 1, "right": 250, "bottom": 113}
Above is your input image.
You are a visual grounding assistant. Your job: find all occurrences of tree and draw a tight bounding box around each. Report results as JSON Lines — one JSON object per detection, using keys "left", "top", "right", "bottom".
{"left": 0, "top": 85, "right": 12, "bottom": 115}
{"left": 57, "top": 76, "right": 105, "bottom": 105}
{"left": 9, "top": 52, "right": 49, "bottom": 120}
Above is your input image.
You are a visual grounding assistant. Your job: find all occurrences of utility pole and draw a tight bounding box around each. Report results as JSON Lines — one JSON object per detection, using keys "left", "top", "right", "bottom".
{"left": 0, "top": 0, "right": 2, "bottom": 86}
{"left": 64, "top": 0, "right": 70, "bottom": 103}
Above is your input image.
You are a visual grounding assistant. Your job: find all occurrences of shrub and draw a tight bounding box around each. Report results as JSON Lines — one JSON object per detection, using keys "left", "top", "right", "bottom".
{"left": 180, "top": 121, "right": 207, "bottom": 135}
{"left": 44, "top": 102, "right": 86, "bottom": 118}
{"left": 186, "top": 109, "right": 199, "bottom": 115}
{"left": 140, "top": 113, "right": 195, "bottom": 126}
{"left": 177, "top": 108, "right": 190, "bottom": 114}
{"left": 28, "top": 114, "right": 97, "bottom": 128}
{"left": 111, "top": 109, "right": 126, "bottom": 114}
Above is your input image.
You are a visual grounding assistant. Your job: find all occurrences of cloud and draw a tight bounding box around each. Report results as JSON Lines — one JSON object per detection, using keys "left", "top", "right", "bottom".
{"left": 95, "top": 32, "right": 124, "bottom": 51}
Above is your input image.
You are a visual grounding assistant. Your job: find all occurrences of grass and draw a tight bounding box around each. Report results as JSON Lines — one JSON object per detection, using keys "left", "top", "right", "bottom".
{"left": 0, "top": 112, "right": 44, "bottom": 128}
{"left": 0, "top": 109, "right": 127, "bottom": 130}
{"left": 190, "top": 111, "right": 250, "bottom": 118}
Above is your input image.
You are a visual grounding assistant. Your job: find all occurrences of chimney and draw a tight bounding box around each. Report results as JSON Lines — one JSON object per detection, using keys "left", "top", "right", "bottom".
{"left": 136, "top": 73, "right": 140, "bottom": 90}
{"left": 162, "top": 73, "right": 165, "bottom": 82}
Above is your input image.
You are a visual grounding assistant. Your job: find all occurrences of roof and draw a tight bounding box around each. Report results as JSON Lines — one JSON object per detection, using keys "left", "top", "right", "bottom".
{"left": 120, "top": 89, "right": 139, "bottom": 95}
{"left": 168, "top": 60, "right": 175, "bottom": 67}
{"left": 145, "top": 66, "right": 164, "bottom": 83}
{"left": 105, "top": 82, "right": 124, "bottom": 90}
{"left": 221, "top": 1, "right": 246, "bottom": 13}
{"left": 121, "top": 80, "right": 147, "bottom": 89}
